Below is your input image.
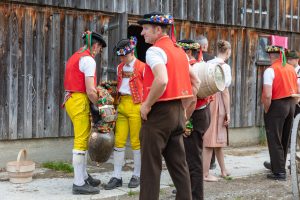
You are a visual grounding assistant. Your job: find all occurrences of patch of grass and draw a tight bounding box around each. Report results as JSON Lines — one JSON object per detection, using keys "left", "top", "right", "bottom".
{"left": 42, "top": 161, "right": 73, "bottom": 173}
{"left": 223, "top": 176, "right": 233, "bottom": 181}
{"left": 128, "top": 190, "right": 139, "bottom": 196}
{"left": 168, "top": 183, "right": 174, "bottom": 187}
{"left": 234, "top": 197, "right": 242, "bottom": 200}
{"left": 259, "top": 126, "right": 267, "bottom": 146}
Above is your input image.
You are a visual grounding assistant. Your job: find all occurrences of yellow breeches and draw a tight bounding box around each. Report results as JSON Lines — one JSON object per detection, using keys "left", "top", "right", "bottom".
{"left": 115, "top": 96, "right": 141, "bottom": 150}
{"left": 65, "top": 93, "right": 91, "bottom": 151}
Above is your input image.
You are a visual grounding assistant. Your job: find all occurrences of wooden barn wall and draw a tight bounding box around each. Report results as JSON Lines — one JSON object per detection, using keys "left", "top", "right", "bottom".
{"left": 0, "top": 3, "right": 111, "bottom": 140}
{"left": 8, "top": 0, "right": 300, "bottom": 32}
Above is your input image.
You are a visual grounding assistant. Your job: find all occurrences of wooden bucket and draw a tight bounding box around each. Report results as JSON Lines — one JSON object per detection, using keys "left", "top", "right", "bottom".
{"left": 6, "top": 149, "right": 35, "bottom": 184}
{"left": 194, "top": 62, "right": 226, "bottom": 98}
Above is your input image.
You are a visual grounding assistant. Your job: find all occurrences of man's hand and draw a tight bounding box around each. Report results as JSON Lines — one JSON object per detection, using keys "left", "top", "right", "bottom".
{"left": 140, "top": 103, "right": 151, "bottom": 120}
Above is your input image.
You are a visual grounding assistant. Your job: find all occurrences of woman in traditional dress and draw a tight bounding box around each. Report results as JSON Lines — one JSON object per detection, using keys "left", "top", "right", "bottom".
{"left": 203, "top": 40, "right": 232, "bottom": 182}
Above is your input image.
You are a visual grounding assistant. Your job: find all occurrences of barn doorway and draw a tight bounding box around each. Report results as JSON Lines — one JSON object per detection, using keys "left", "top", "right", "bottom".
{"left": 127, "top": 25, "right": 151, "bottom": 63}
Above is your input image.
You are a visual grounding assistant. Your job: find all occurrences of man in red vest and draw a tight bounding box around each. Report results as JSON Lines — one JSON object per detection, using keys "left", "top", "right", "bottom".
{"left": 105, "top": 38, "right": 145, "bottom": 190}
{"left": 64, "top": 31, "right": 106, "bottom": 194}
{"left": 262, "top": 45, "right": 298, "bottom": 181}
{"left": 177, "top": 39, "right": 212, "bottom": 200}
{"left": 137, "top": 12, "right": 200, "bottom": 200}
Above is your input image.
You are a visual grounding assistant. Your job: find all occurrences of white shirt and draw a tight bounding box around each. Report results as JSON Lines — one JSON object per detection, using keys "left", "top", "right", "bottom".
{"left": 208, "top": 57, "right": 232, "bottom": 87}
{"left": 145, "top": 47, "right": 167, "bottom": 69}
{"left": 295, "top": 65, "right": 300, "bottom": 87}
{"left": 263, "top": 68, "right": 275, "bottom": 85}
{"left": 118, "top": 58, "right": 136, "bottom": 95}
{"left": 79, "top": 56, "right": 96, "bottom": 77}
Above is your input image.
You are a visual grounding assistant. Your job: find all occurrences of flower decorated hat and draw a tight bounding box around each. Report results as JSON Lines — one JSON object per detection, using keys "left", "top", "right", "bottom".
{"left": 177, "top": 39, "right": 200, "bottom": 50}
{"left": 137, "top": 11, "right": 174, "bottom": 26}
{"left": 138, "top": 11, "right": 176, "bottom": 42}
{"left": 114, "top": 36, "right": 138, "bottom": 56}
{"left": 265, "top": 35, "right": 288, "bottom": 65}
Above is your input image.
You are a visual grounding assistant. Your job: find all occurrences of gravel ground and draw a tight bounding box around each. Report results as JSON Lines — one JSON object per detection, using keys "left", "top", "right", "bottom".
{"left": 101, "top": 173, "right": 293, "bottom": 200}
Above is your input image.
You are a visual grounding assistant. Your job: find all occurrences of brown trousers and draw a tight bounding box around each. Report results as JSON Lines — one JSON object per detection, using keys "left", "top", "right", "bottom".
{"left": 139, "top": 100, "right": 192, "bottom": 200}
{"left": 264, "top": 97, "right": 295, "bottom": 174}
{"left": 184, "top": 105, "right": 211, "bottom": 200}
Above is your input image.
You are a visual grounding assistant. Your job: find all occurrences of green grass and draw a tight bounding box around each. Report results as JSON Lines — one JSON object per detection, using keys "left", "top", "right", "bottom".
{"left": 42, "top": 161, "right": 73, "bottom": 173}
{"left": 223, "top": 176, "right": 233, "bottom": 181}
{"left": 128, "top": 190, "right": 139, "bottom": 196}
{"left": 259, "top": 125, "right": 267, "bottom": 146}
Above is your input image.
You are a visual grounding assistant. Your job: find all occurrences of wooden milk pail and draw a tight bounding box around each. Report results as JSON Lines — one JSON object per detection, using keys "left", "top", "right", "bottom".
{"left": 6, "top": 149, "right": 35, "bottom": 184}
{"left": 193, "top": 61, "right": 226, "bottom": 98}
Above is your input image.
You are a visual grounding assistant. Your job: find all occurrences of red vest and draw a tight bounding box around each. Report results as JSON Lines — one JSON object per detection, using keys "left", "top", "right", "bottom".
{"left": 117, "top": 59, "right": 145, "bottom": 104}
{"left": 271, "top": 59, "right": 298, "bottom": 99}
{"left": 64, "top": 49, "right": 96, "bottom": 93}
{"left": 189, "top": 60, "right": 212, "bottom": 109}
{"left": 143, "top": 36, "right": 193, "bottom": 102}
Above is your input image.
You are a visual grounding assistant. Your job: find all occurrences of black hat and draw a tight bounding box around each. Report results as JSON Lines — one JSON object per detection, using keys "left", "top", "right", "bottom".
{"left": 82, "top": 31, "right": 107, "bottom": 48}
{"left": 177, "top": 39, "right": 200, "bottom": 50}
{"left": 114, "top": 37, "right": 137, "bottom": 56}
{"left": 286, "top": 50, "right": 300, "bottom": 59}
{"left": 137, "top": 11, "right": 174, "bottom": 26}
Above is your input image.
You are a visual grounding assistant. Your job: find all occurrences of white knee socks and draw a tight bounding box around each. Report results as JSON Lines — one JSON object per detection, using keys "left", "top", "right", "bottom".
{"left": 83, "top": 152, "right": 89, "bottom": 180}
{"left": 113, "top": 147, "right": 125, "bottom": 179}
{"left": 133, "top": 149, "right": 141, "bottom": 177}
{"left": 72, "top": 149, "right": 86, "bottom": 186}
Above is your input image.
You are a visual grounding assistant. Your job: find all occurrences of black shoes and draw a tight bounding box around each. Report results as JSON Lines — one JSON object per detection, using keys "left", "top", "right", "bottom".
{"left": 263, "top": 161, "right": 271, "bottom": 170}
{"left": 267, "top": 172, "right": 286, "bottom": 181}
{"left": 105, "top": 177, "right": 123, "bottom": 190}
{"left": 72, "top": 183, "right": 100, "bottom": 195}
{"left": 128, "top": 175, "right": 140, "bottom": 188}
{"left": 85, "top": 174, "right": 101, "bottom": 187}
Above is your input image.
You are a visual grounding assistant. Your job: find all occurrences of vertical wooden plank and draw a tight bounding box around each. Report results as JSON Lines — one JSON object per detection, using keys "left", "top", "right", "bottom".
{"left": 187, "top": 0, "right": 200, "bottom": 21}
{"left": 226, "top": 0, "right": 234, "bottom": 25}
{"left": 255, "top": 66, "right": 268, "bottom": 126}
{"left": 114, "top": 0, "right": 126, "bottom": 12}
{"left": 0, "top": 4, "right": 10, "bottom": 140}
{"left": 215, "top": 0, "right": 225, "bottom": 24}
{"left": 17, "top": 8, "right": 25, "bottom": 139}
{"left": 22, "top": 8, "right": 35, "bottom": 138}
{"left": 107, "top": 13, "right": 128, "bottom": 80}
{"left": 44, "top": 13, "right": 60, "bottom": 137}
{"left": 203, "top": 0, "right": 211, "bottom": 23}
{"left": 269, "top": 0, "right": 277, "bottom": 30}
{"left": 139, "top": 0, "right": 149, "bottom": 15}
{"left": 297, "top": 0, "right": 300, "bottom": 32}
{"left": 32, "top": 10, "right": 46, "bottom": 138}
{"left": 233, "top": 29, "right": 244, "bottom": 127}
{"left": 127, "top": 0, "right": 140, "bottom": 14}
{"left": 173, "top": 0, "right": 187, "bottom": 20}
{"left": 161, "top": 0, "right": 173, "bottom": 15}
{"left": 263, "top": 0, "right": 269, "bottom": 29}
{"left": 279, "top": 0, "right": 286, "bottom": 31}
{"left": 8, "top": 8, "right": 19, "bottom": 140}
{"left": 59, "top": 12, "right": 73, "bottom": 137}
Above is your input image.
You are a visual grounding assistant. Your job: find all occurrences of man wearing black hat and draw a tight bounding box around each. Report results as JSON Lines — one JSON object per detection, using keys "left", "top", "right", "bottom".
{"left": 262, "top": 44, "right": 298, "bottom": 181}
{"left": 177, "top": 39, "right": 211, "bottom": 200}
{"left": 137, "top": 12, "right": 200, "bottom": 200}
{"left": 105, "top": 37, "right": 145, "bottom": 190}
{"left": 287, "top": 50, "right": 300, "bottom": 116}
{"left": 64, "top": 30, "right": 106, "bottom": 194}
